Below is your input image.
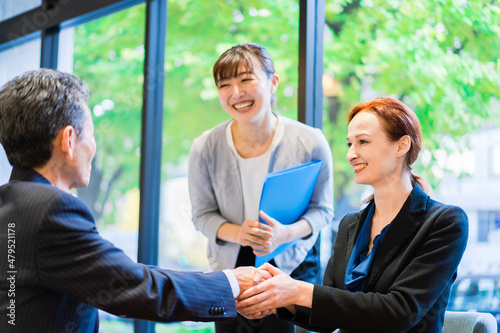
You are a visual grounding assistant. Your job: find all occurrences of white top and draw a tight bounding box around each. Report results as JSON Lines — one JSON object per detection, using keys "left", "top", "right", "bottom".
{"left": 225, "top": 117, "right": 284, "bottom": 221}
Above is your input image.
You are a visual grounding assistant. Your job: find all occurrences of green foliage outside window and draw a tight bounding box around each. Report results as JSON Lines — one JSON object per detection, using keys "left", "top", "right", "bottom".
{"left": 73, "top": 5, "right": 146, "bottom": 226}
{"left": 322, "top": 0, "right": 500, "bottom": 201}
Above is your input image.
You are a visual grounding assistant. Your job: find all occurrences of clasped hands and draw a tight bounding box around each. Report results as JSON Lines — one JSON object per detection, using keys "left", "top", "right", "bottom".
{"left": 238, "top": 211, "right": 290, "bottom": 256}
{"left": 233, "top": 263, "right": 304, "bottom": 319}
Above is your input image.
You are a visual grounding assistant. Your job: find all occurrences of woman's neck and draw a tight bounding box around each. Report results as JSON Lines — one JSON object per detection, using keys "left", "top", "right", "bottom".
{"left": 231, "top": 113, "right": 278, "bottom": 158}
{"left": 372, "top": 174, "right": 413, "bottom": 224}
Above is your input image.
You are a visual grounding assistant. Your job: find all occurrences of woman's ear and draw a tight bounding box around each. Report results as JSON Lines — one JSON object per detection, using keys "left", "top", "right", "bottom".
{"left": 271, "top": 73, "right": 280, "bottom": 94}
{"left": 396, "top": 135, "right": 411, "bottom": 157}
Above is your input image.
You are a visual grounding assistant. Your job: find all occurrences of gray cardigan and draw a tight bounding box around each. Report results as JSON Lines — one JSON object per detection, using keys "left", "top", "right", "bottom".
{"left": 188, "top": 116, "right": 334, "bottom": 274}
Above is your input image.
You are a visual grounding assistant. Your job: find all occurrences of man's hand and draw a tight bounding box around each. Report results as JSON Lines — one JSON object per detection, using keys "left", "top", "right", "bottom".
{"left": 236, "top": 263, "right": 313, "bottom": 318}
{"left": 232, "top": 266, "right": 272, "bottom": 297}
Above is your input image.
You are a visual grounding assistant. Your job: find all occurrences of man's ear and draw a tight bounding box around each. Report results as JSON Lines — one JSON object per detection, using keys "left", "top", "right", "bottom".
{"left": 396, "top": 135, "right": 411, "bottom": 157}
{"left": 58, "top": 125, "right": 77, "bottom": 160}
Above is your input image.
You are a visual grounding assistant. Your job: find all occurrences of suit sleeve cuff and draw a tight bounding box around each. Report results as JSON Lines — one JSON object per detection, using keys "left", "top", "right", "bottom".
{"left": 222, "top": 269, "right": 240, "bottom": 298}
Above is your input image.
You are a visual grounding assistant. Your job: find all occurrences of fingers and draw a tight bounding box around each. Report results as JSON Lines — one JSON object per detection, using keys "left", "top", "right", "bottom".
{"left": 239, "top": 220, "right": 273, "bottom": 248}
{"left": 238, "top": 308, "right": 276, "bottom": 319}
{"left": 252, "top": 266, "right": 273, "bottom": 283}
{"left": 238, "top": 275, "right": 274, "bottom": 301}
{"left": 238, "top": 308, "right": 275, "bottom": 319}
{"left": 241, "top": 235, "right": 271, "bottom": 249}
{"left": 259, "top": 211, "right": 275, "bottom": 226}
{"left": 253, "top": 248, "right": 271, "bottom": 256}
{"left": 244, "top": 219, "right": 272, "bottom": 232}
{"left": 258, "top": 262, "right": 282, "bottom": 277}
{"left": 236, "top": 289, "right": 274, "bottom": 315}
{"left": 233, "top": 265, "right": 277, "bottom": 297}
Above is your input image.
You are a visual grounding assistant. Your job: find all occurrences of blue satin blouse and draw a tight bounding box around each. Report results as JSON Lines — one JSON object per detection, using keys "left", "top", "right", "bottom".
{"left": 344, "top": 203, "right": 391, "bottom": 292}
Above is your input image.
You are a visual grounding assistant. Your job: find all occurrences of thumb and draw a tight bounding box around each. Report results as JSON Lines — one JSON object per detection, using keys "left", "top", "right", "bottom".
{"left": 259, "top": 262, "right": 281, "bottom": 277}
{"left": 259, "top": 211, "right": 275, "bottom": 227}
{"left": 253, "top": 268, "right": 272, "bottom": 283}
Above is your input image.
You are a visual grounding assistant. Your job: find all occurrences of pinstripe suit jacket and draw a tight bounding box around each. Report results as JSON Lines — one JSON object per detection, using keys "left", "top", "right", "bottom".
{"left": 280, "top": 184, "right": 469, "bottom": 333}
{"left": 0, "top": 166, "right": 236, "bottom": 332}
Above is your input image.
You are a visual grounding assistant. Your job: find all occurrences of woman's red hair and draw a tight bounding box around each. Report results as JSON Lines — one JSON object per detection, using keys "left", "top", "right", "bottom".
{"left": 348, "top": 97, "right": 431, "bottom": 194}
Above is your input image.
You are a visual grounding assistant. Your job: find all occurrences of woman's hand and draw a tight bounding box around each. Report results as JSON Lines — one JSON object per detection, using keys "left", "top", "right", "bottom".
{"left": 236, "top": 263, "right": 313, "bottom": 317}
{"left": 254, "top": 211, "right": 292, "bottom": 255}
{"left": 237, "top": 219, "right": 273, "bottom": 250}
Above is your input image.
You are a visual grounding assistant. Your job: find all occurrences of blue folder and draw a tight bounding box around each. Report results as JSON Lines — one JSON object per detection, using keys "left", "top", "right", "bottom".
{"left": 255, "top": 160, "right": 323, "bottom": 267}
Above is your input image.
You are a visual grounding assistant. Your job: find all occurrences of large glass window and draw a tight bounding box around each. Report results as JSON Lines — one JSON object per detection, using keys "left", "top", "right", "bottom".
{"left": 0, "top": 35, "right": 41, "bottom": 185}
{"left": 0, "top": 0, "right": 41, "bottom": 21}
{"left": 58, "top": 4, "right": 146, "bottom": 331}
{"left": 158, "top": 0, "right": 299, "bottom": 331}
{"left": 322, "top": 0, "right": 500, "bottom": 327}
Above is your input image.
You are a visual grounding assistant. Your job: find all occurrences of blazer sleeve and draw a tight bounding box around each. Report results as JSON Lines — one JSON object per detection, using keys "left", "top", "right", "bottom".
{"left": 285, "top": 205, "right": 468, "bottom": 332}
{"left": 35, "top": 191, "right": 236, "bottom": 323}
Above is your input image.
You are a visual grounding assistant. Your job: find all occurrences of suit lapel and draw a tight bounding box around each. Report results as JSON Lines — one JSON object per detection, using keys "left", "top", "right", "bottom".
{"left": 365, "top": 185, "right": 429, "bottom": 290}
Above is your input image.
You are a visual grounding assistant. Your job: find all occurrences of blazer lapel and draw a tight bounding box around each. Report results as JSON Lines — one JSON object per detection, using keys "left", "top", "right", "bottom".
{"left": 365, "top": 185, "right": 429, "bottom": 290}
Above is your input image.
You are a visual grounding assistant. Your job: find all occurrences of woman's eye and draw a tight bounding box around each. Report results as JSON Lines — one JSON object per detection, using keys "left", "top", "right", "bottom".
{"left": 360, "top": 140, "right": 368, "bottom": 144}
{"left": 347, "top": 142, "right": 352, "bottom": 148}
{"left": 218, "top": 84, "right": 228, "bottom": 88}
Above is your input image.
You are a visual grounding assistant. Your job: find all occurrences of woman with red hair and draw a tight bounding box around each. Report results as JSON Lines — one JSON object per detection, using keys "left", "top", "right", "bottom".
{"left": 238, "top": 97, "right": 468, "bottom": 333}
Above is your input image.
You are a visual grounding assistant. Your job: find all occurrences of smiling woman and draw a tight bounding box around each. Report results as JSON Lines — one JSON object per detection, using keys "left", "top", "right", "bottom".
{"left": 235, "top": 97, "right": 469, "bottom": 333}
{"left": 346, "top": 98, "right": 431, "bottom": 201}
{"left": 188, "top": 43, "right": 334, "bottom": 333}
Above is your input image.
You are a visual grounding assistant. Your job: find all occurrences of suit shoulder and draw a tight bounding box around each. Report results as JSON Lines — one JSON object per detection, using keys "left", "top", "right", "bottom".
{"left": 2, "top": 180, "right": 61, "bottom": 205}
{"left": 338, "top": 211, "right": 361, "bottom": 230}
{"left": 2, "top": 180, "right": 90, "bottom": 217}
{"left": 423, "top": 199, "right": 469, "bottom": 233}
{"left": 427, "top": 198, "right": 468, "bottom": 219}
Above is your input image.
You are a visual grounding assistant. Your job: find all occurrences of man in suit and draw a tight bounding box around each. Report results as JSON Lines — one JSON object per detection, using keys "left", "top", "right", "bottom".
{"left": 0, "top": 69, "right": 262, "bottom": 332}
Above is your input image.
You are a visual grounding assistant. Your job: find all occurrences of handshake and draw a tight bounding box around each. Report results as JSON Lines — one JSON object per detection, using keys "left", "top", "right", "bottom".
{"left": 231, "top": 263, "right": 314, "bottom": 319}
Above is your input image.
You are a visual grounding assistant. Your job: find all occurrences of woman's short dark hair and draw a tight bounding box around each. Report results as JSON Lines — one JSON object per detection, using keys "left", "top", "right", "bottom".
{"left": 213, "top": 43, "right": 277, "bottom": 107}
{"left": 0, "top": 69, "right": 89, "bottom": 168}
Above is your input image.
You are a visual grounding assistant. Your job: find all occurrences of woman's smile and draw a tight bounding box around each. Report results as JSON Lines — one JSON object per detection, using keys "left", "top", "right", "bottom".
{"left": 233, "top": 100, "right": 254, "bottom": 111}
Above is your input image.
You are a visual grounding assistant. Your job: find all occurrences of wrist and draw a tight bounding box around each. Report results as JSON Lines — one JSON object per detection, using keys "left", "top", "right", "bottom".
{"left": 283, "top": 224, "right": 294, "bottom": 243}
{"left": 217, "top": 222, "right": 244, "bottom": 245}
{"left": 295, "top": 280, "right": 313, "bottom": 308}
{"left": 222, "top": 269, "right": 240, "bottom": 298}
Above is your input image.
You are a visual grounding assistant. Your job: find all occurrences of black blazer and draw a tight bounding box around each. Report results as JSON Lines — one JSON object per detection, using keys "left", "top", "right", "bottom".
{"left": 283, "top": 184, "right": 468, "bottom": 333}
{"left": 0, "top": 166, "right": 236, "bottom": 332}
